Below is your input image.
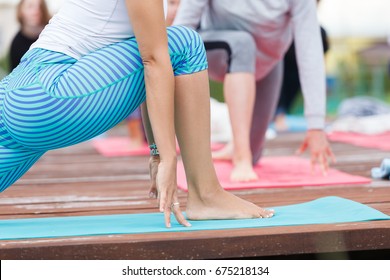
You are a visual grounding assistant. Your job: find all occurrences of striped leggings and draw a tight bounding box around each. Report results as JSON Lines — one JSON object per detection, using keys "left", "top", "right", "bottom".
{"left": 0, "top": 26, "right": 208, "bottom": 191}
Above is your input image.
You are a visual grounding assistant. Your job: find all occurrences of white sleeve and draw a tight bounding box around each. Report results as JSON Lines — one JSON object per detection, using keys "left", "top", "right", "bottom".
{"left": 173, "top": 0, "right": 209, "bottom": 29}
{"left": 290, "top": 0, "right": 326, "bottom": 129}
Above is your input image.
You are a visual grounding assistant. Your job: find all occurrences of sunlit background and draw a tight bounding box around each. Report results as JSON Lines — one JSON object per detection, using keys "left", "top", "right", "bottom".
{"left": 1, "top": 0, "right": 390, "bottom": 114}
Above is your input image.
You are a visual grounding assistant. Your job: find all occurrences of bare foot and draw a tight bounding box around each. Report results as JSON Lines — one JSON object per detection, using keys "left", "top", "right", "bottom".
{"left": 212, "top": 141, "right": 233, "bottom": 160}
{"left": 186, "top": 187, "right": 274, "bottom": 220}
{"left": 274, "top": 114, "right": 288, "bottom": 132}
{"left": 230, "top": 160, "right": 259, "bottom": 182}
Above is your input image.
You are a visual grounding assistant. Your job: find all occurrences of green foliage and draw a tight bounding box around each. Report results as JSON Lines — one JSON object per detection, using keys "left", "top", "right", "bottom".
{"left": 330, "top": 58, "right": 390, "bottom": 114}
{"left": 0, "top": 53, "right": 10, "bottom": 79}
{"left": 209, "top": 79, "right": 224, "bottom": 102}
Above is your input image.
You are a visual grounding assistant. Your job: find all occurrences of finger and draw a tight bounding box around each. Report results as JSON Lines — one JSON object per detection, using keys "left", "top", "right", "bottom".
{"left": 148, "top": 160, "right": 159, "bottom": 198}
{"left": 319, "top": 153, "right": 328, "bottom": 176}
{"left": 149, "top": 167, "right": 158, "bottom": 198}
{"left": 162, "top": 191, "right": 173, "bottom": 227}
{"left": 164, "top": 207, "right": 172, "bottom": 228}
{"left": 149, "top": 179, "right": 158, "bottom": 198}
{"left": 149, "top": 185, "right": 157, "bottom": 198}
{"left": 327, "top": 147, "right": 337, "bottom": 163}
{"left": 311, "top": 154, "right": 317, "bottom": 174}
{"left": 159, "top": 189, "right": 167, "bottom": 212}
{"left": 295, "top": 141, "right": 308, "bottom": 155}
{"left": 172, "top": 203, "right": 191, "bottom": 227}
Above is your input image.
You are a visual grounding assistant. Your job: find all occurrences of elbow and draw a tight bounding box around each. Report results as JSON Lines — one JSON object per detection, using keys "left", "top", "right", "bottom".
{"left": 141, "top": 50, "right": 170, "bottom": 68}
{"left": 142, "top": 54, "right": 158, "bottom": 67}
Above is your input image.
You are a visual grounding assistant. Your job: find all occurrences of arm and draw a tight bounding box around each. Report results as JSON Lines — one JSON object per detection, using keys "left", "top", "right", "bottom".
{"left": 173, "top": 0, "right": 209, "bottom": 28}
{"left": 126, "top": 0, "right": 189, "bottom": 227}
{"left": 290, "top": 0, "right": 326, "bottom": 130}
{"left": 140, "top": 102, "right": 160, "bottom": 199}
{"left": 140, "top": 102, "right": 156, "bottom": 146}
{"left": 290, "top": 0, "right": 335, "bottom": 172}
{"left": 126, "top": 0, "right": 176, "bottom": 161}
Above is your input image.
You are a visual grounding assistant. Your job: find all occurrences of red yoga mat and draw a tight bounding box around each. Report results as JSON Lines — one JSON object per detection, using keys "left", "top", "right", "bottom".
{"left": 92, "top": 137, "right": 225, "bottom": 157}
{"left": 177, "top": 156, "right": 371, "bottom": 191}
{"left": 328, "top": 131, "right": 390, "bottom": 151}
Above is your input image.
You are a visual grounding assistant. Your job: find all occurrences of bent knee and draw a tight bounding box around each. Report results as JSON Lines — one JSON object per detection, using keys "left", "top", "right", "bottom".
{"left": 232, "top": 31, "right": 256, "bottom": 52}
{"left": 167, "top": 26, "right": 208, "bottom": 75}
{"left": 228, "top": 32, "right": 256, "bottom": 73}
{"left": 167, "top": 25, "right": 204, "bottom": 51}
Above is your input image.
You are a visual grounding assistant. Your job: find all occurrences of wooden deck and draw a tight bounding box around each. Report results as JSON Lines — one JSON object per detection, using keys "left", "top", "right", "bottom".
{"left": 1, "top": 126, "right": 389, "bottom": 260}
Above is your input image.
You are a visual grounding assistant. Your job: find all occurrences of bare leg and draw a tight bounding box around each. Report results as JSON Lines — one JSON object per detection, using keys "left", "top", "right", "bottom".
{"left": 250, "top": 62, "right": 283, "bottom": 164}
{"left": 127, "top": 119, "right": 145, "bottom": 149}
{"left": 274, "top": 112, "right": 288, "bottom": 132}
{"left": 174, "top": 70, "right": 273, "bottom": 220}
{"left": 212, "top": 72, "right": 258, "bottom": 182}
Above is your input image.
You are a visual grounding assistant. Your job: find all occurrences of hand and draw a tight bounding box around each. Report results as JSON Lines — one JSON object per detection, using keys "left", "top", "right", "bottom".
{"left": 155, "top": 159, "right": 191, "bottom": 228}
{"left": 296, "top": 129, "right": 336, "bottom": 175}
{"left": 148, "top": 155, "right": 160, "bottom": 199}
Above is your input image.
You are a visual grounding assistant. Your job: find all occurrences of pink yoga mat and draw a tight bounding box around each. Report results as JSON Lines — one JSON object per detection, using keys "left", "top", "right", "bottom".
{"left": 92, "top": 137, "right": 224, "bottom": 157}
{"left": 177, "top": 156, "right": 371, "bottom": 191}
{"left": 328, "top": 131, "right": 390, "bottom": 151}
{"left": 91, "top": 137, "right": 150, "bottom": 156}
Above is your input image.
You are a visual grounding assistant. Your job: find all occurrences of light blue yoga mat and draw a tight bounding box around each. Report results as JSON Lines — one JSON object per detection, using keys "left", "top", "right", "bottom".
{"left": 269, "top": 115, "right": 307, "bottom": 132}
{"left": 0, "top": 197, "right": 389, "bottom": 240}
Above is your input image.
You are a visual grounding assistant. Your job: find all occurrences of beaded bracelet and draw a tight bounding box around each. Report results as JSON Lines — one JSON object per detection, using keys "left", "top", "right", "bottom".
{"left": 149, "top": 143, "right": 159, "bottom": 156}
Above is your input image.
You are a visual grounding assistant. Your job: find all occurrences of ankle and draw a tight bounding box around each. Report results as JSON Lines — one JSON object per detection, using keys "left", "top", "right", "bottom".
{"left": 233, "top": 154, "right": 253, "bottom": 166}
{"left": 188, "top": 182, "right": 224, "bottom": 203}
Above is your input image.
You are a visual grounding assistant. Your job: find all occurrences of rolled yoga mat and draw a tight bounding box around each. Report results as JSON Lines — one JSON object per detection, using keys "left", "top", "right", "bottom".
{"left": 0, "top": 197, "right": 388, "bottom": 240}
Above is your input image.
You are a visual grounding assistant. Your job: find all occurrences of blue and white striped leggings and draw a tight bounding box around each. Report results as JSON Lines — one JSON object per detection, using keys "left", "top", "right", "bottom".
{"left": 0, "top": 26, "right": 208, "bottom": 191}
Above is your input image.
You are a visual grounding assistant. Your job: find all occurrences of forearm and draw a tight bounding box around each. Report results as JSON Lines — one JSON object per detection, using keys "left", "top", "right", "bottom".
{"left": 143, "top": 59, "right": 176, "bottom": 161}
{"left": 125, "top": 0, "right": 176, "bottom": 161}
{"left": 140, "top": 102, "right": 155, "bottom": 145}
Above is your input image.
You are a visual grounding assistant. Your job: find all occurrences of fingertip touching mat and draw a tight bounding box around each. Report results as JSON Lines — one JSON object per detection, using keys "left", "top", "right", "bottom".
{"left": 92, "top": 137, "right": 225, "bottom": 157}
{"left": 328, "top": 131, "right": 390, "bottom": 151}
{"left": 177, "top": 156, "right": 371, "bottom": 191}
{"left": 0, "top": 197, "right": 388, "bottom": 240}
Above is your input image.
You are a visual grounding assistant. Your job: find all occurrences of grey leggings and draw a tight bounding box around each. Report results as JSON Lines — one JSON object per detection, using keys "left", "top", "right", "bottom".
{"left": 201, "top": 29, "right": 283, "bottom": 164}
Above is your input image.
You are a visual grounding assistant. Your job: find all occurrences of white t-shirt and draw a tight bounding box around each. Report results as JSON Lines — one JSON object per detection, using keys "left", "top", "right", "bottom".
{"left": 31, "top": 0, "right": 168, "bottom": 59}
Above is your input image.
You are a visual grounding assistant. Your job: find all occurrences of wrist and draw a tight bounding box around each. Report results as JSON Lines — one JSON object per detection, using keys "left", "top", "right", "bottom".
{"left": 160, "top": 156, "right": 177, "bottom": 168}
{"left": 149, "top": 143, "right": 159, "bottom": 156}
{"left": 149, "top": 143, "right": 177, "bottom": 164}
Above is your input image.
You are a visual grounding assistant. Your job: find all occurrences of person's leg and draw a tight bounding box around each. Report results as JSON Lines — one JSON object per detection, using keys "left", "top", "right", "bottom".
{"left": 275, "top": 58, "right": 289, "bottom": 131}
{"left": 281, "top": 59, "right": 301, "bottom": 115}
{"left": 250, "top": 61, "right": 283, "bottom": 165}
{"left": 275, "top": 44, "right": 301, "bottom": 131}
{"left": 275, "top": 66, "right": 300, "bottom": 131}
{"left": 200, "top": 30, "right": 258, "bottom": 181}
{"left": 0, "top": 32, "right": 156, "bottom": 191}
{"left": 0, "top": 44, "right": 147, "bottom": 191}
{"left": 0, "top": 63, "right": 46, "bottom": 192}
{"left": 165, "top": 26, "right": 272, "bottom": 219}
{"left": 126, "top": 108, "right": 146, "bottom": 148}
{"left": 223, "top": 73, "right": 257, "bottom": 181}
{"left": 174, "top": 71, "right": 272, "bottom": 220}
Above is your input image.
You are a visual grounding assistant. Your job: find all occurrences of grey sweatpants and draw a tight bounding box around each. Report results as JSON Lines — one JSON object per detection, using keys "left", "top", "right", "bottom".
{"left": 201, "top": 29, "right": 283, "bottom": 164}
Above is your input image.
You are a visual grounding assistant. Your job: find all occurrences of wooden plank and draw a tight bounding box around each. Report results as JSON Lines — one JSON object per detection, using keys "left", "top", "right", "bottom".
{"left": 1, "top": 220, "right": 389, "bottom": 259}
{"left": 1, "top": 127, "right": 390, "bottom": 259}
